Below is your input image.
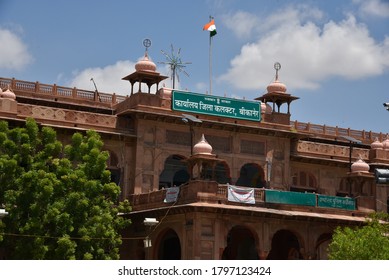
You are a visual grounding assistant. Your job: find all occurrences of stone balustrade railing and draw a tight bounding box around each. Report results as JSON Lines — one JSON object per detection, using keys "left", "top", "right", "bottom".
{"left": 291, "top": 120, "right": 385, "bottom": 143}
{"left": 0, "top": 77, "right": 126, "bottom": 105}
{"left": 1, "top": 77, "right": 385, "bottom": 144}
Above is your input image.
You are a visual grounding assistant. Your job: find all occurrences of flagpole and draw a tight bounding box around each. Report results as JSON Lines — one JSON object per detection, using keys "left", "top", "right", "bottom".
{"left": 209, "top": 15, "right": 213, "bottom": 95}
{"left": 204, "top": 15, "right": 215, "bottom": 95}
{"left": 209, "top": 32, "right": 212, "bottom": 95}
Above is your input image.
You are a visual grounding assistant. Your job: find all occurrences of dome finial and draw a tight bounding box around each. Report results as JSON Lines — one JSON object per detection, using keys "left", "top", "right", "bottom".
{"left": 274, "top": 62, "right": 281, "bottom": 81}
{"left": 135, "top": 38, "right": 157, "bottom": 72}
{"left": 143, "top": 38, "right": 152, "bottom": 54}
{"left": 266, "top": 62, "right": 287, "bottom": 93}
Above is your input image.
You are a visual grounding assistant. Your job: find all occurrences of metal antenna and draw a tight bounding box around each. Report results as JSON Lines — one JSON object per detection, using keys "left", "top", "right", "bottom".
{"left": 159, "top": 44, "right": 191, "bottom": 89}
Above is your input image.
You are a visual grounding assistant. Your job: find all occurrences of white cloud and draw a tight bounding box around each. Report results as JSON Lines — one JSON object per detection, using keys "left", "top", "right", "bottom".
{"left": 220, "top": 8, "right": 389, "bottom": 91}
{"left": 0, "top": 27, "right": 33, "bottom": 70}
{"left": 68, "top": 60, "right": 136, "bottom": 95}
{"left": 222, "top": 5, "right": 324, "bottom": 39}
{"left": 222, "top": 11, "right": 259, "bottom": 39}
{"left": 354, "top": 0, "right": 389, "bottom": 18}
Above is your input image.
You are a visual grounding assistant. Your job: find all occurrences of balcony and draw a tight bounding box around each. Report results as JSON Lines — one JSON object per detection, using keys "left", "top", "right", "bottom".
{"left": 127, "top": 181, "right": 372, "bottom": 217}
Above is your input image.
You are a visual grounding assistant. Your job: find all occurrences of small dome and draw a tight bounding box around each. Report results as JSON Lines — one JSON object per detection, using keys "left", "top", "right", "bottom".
{"left": 267, "top": 79, "right": 287, "bottom": 93}
{"left": 0, "top": 87, "right": 16, "bottom": 100}
{"left": 135, "top": 52, "right": 157, "bottom": 72}
{"left": 351, "top": 158, "right": 370, "bottom": 173}
{"left": 383, "top": 136, "right": 389, "bottom": 150}
{"left": 371, "top": 137, "right": 383, "bottom": 150}
{"left": 193, "top": 134, "right": 212, "bottom": 155}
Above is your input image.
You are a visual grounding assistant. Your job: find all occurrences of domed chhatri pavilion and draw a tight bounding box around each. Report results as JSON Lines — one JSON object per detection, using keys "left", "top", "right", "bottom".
{"left": 0, "top": 47, "right": 389, "bottom": 260}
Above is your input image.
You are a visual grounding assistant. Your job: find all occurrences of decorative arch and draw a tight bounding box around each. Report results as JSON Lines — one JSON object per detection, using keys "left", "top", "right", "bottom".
{"left": 201, "top": 161, "right": 231, "bottom": 184}
{"left": 155, "top": 228, "right": 181, "bottom": 260}
{"left": 159, "top": 154, "right": 189, "bottom": 189}
{"left": 222, "top": 225, "right": 259, "bottom": 260}
{"left": 267, "top": 229, "right": 304, "bottom": 260}
{"left": 315, "top": 233, "right": 332, "bottom": 260}
{"left": 236, "top": 163, "right": 265, "bottom": 188}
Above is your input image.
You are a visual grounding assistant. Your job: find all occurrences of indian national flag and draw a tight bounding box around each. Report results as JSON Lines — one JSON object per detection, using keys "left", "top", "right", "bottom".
{"left": 203, "top": 19, "right": 217, "bottom": 37}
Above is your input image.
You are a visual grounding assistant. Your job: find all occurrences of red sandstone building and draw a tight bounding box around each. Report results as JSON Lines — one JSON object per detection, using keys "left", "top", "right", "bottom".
{"left": 0, "top": 50, "right": 388, "bottom": 260}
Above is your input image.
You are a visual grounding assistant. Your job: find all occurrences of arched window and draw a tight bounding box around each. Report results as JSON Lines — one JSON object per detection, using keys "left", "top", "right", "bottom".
{"left": 201, "top": 161, "right": 231, "bottom": 184}
{"left": 159, "top": 155, "right": 189, "bottom": 189}
{"left": 236, "top": 163, "right": 265, "bottom": 188}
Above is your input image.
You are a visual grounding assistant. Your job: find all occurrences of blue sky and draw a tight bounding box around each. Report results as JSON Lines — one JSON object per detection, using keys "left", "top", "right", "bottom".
{"left": 0, "top": 0, "right": 388, "bottom": 134}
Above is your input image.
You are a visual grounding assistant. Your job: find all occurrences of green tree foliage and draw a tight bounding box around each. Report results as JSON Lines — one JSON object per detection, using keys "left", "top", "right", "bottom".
{"left": 0, "top": 118, "right": 131, "bottom": 259}
{"left": 328, "top": 213, "right": 389, "bottom": 260}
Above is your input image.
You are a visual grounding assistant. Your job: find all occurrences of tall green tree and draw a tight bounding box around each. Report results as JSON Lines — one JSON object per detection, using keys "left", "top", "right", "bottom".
{"left": 328, "top": 213, "right": 389, "bottom": 260}
{"left": 0, "top": 118, "right": 131, "bottom": 259}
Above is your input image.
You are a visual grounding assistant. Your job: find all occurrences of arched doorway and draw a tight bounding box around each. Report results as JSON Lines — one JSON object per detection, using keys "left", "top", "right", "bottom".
{"left": 267, "top": 229, "right": 303, "bottom": 260}
{"left": 157, "top": 229, "right": 181, "bottom": 260}
{"left": 159, "top": 155, "right": 189, "bottom": 189}
{"left": 315, "top": 233, "right": 332, "bottom": 260}
{"left": 222, "top": 226, "right": 259, "bottom": 260}
{"left": 236, "top": 163, "right": 265, "bottom": 188}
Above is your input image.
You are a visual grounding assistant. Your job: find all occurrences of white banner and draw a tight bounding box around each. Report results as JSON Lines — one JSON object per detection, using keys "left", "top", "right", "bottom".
{"left": 227, "top": 185, "right": 255, "bottom": 204}
{"left": 164, "top": 186, "right": 180, "bottom": 203}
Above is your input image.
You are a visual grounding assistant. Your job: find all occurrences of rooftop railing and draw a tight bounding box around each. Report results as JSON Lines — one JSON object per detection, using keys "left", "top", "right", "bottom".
{"left": 1, "top": 77, "right": 385, "bottom": 143}
{"left": 0, "top": 77, "right": 127, "bottom": 105}
{"left": 290, "top": 120, "right": 385, "bottom": 143}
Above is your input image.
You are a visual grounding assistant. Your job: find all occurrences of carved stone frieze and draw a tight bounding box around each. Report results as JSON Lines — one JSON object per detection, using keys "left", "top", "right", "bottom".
{"left": 18, "top": 104, "right": 116, "bottom": 128}
{"left": 296, "top": 140, "right": 368, "bottom": 160}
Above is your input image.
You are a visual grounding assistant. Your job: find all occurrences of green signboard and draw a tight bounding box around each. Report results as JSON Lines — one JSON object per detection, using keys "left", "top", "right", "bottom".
{"left": 172, "top": 90, "right": 261, "bottom": 122}
{"left": 265, "top": 189, "right": 316, "bottom": 206}
{"left": 317, "top": 195, "right": 355, "bottom": 210}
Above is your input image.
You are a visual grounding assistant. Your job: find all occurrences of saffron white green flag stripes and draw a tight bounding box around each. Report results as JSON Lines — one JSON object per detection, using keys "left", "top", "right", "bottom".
{"left": 203, "top": 19, "right": 217, "bottom": 37}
